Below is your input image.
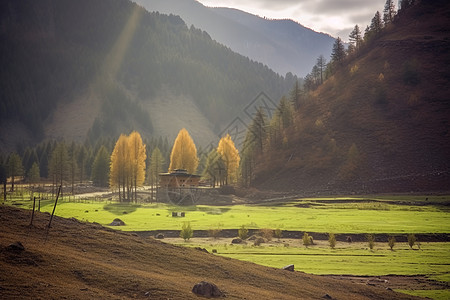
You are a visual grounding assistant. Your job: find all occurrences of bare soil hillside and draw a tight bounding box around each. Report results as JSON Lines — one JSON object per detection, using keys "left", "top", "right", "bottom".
{"left": 0, "top": 205, "right": 419, "bottom": 299}
{"left": 254, "top": 0, "right": 450, "bottom": 194}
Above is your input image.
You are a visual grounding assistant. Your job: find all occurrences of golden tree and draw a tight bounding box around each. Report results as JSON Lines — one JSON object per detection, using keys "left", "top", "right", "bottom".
{"left": 217, "top": 134, "right": 240, "bottom": 185}
{"left": 110, "top": 134, "right": 129, "bottom": 202}
{"left": 128, "top": 131, "right": 146, "bottom": 201}
{"left": 169, "top": 128, "right": 199, "bottom": 174}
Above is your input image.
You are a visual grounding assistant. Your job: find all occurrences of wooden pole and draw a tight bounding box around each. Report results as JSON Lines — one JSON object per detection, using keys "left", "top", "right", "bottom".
{"left": 29, "top": 196, "right": 36, "bottom": 226}
{"left": 47, "top": 185, "right": 61, "bottom": 231}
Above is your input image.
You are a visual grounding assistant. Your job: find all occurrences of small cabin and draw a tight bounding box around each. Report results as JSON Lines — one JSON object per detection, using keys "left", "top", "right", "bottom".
{"left": 159, "top": 169, "right": 201, "bottom": 188}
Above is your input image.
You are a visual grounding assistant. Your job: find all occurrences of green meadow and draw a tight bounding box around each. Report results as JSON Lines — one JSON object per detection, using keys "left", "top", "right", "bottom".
{"left": 16, "top": 195, "right": 449, "bottom": 234}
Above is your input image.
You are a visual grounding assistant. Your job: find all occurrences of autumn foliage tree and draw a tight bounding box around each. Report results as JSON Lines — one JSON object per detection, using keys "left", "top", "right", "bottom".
{"left": 169, "top": 128, "right": 199, "bottom": 174}
{"left": 110, "top": 132, "right": 146, "bottom": 202}
{"left": 217, "top": 134, "right": 240, "bottom": 185}
{"left": 128, "top": 131, "right": 147, "bottom": 201}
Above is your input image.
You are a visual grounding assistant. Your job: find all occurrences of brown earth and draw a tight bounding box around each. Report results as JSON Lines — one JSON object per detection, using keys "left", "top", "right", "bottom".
{"left": 0, "top": 205, "right": 423, "bottom": 299}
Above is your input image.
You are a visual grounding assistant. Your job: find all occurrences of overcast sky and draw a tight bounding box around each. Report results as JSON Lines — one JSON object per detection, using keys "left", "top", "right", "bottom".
{"left": 196, "top": 0, "right": 392, "bottom": 40}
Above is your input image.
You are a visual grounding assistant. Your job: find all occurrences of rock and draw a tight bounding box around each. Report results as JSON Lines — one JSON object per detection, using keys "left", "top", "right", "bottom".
{"left": 109, "top": 218, "right": 125, "bottom": 226}
{"left": 212, "top": 249, "right": 217, "bottom": 253}
{"left": 253, "top": 237, "right": 266, "bottom": 246}
{"left": 282, "top": 264, "right": 294, "bottom": 271}
{"left": 231, "top": 238, "right": 244, "bottom": 244}
{"left": 192, "top": 281, "right": 223, "bottom": 298}
{"left": 155, "top": 233, "right": 165, "bottom": 239}
{"left": 6, "top": 241, "right": 25, "bottom": 252}
{"left": 322, "top": 294, "right": 333, "bottom": 299}
{"left": 247, "top": 235, "right": 258, "bottom": 241}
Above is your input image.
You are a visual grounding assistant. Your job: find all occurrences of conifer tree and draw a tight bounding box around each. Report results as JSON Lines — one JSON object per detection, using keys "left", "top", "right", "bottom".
{"left": 27, "top": 162, "right": 40, "bottom": 187}
{"left": 92, "top": 145, "right": 110, "bottom": 187}
{"left": 149, "top": 147, "right": 164, "bottom": 201}
{"left": 383, "top": 0, "right": 396, "bottom": 25}
{"left": 48, "top": 142, "right": 69, "bottom": 195}
{"left": 202, "top": 148, "right": 224, "bottom": 187}
{"left": 316, "top": 55, "right": 327, "bottom": 85}
{"left": 169, "top": 128, "right": 199, "bottom": 174}
{"left": 331, "top": 37, "right": 346, "bottom": 65}
{"left": 217, "top": 134, "right": 240, "bottom": 185}
{"left": 348, "top": 25, "right": 362, "bottom": 53}
{"left": 370, "top": 11, "right": 383, "bottom": 34}
{"left": 7, "top": 153, "right": 24, "bottom": 192}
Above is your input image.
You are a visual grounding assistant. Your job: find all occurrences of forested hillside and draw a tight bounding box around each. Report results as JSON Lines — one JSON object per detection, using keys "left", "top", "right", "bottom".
{"left": 0, "top": 0, "right": 296, "bottom": 152}
{"left": 134, "top": 0, "right": 335, "bottom": 77}
{"left": 246, "top": 0, "right": 450, "bottom": 194}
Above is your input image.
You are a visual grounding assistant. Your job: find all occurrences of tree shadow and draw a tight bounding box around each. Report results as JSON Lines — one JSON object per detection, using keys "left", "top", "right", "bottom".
{"left": 103, "top": 203, "right": 141, "bottom": 215}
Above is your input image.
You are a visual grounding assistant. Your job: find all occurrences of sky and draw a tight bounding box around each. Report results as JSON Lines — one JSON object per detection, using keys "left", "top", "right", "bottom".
{"left": 196, "top": 0, "right": 392, "bottom": 41}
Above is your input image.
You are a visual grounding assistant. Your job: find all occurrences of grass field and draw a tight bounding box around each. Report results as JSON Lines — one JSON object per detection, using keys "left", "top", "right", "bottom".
{"left": 13, "top": 195, "right": 449, "bottom": 234}
{"left": 5, "top": 192, "right": 450, "bottom": 298}
{"left": 175, "top": 240, "right": 449, "bottom": 280}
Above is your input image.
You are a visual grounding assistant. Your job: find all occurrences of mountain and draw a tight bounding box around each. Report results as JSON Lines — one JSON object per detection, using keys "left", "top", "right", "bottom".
{"left": 0, "top": 205, "right": 416, "bottom": 299}
{"left": 0, "top": 0, "right": 296, "bottom": 152}
{"left": 252, "top": 0, "right": 450, "bottom": 194}
{"left": 133, "top": 0, "right": 335, "bottom": 77}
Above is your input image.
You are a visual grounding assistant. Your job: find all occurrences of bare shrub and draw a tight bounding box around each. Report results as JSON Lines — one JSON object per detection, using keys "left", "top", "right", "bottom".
{"left": 238, "top": 225, "right": 249, "bottom": 240}
{"left": 407, "top": 234, "right": 416, "bottom": 249}
{"left": 274, "top": 229, "right": 283, "bottom": 240}
{"left": 367, "top": 234, "right": 375, "bottom": 250}
{"left": 258, "top": 228, "right": 273, "bottom": 241}
{"left": 302, "top": 232, "right": 311, "bottom": 247}
{"left": 388, "top": 236, "right": 396, "bottom": 250}
{"left": 328, "top": 233, "right": 336, "bottom": 249}
{"left": 208, "top": 228, "right": 222, "bottom": 239}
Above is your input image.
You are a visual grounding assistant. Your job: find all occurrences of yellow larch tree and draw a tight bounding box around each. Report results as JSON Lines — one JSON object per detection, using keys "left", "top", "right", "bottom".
{"left": 110, "top": 131, "right": 147, "bottom": 202}
{"left": 169, "top": 128, "right": 199, "bottom": 174}
{"left": 110, "top": 134, "right": 129, "bottom": 202}
{"left": 217, "top": 134, "right": 240, "bottom": 185}
{"left": 128, "top": 131, "right": 146, "bottom": 201}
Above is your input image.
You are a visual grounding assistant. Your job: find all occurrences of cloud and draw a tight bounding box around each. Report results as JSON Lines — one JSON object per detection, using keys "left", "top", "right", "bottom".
{"left": 197, "top": 0, "right": 388, "bottom": 39}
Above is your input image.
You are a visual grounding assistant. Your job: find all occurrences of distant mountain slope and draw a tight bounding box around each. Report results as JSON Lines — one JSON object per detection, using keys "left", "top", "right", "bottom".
{"left": 133, "top": 0, "right": 335, "bottom": 76}
{"left": 0, "top": 0, "right": 296, "bottom": 151}
{"left": 253, "top": 0, "right": 450, "bottom": 193}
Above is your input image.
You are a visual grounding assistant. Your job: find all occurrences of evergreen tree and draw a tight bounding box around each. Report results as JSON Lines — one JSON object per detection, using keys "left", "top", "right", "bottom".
{"left": 383, "top": 0, "right": 396, "bottom": 25}
{"left": 68, "top": 142, "right": 79, "bottom": 195}
{"left": 249, "top": 108, "right": 268, "bottom": 153}
{"left": 77, "top": 145, "right": 88, "bottom": 184}
{"left": 169, "top": 128, "right": 199, "bottom": 174}
{"left": 148, "top": 147, "right": 164, "bottom": 201}
{"left": 0, "top": 156, "right": 7, "bottom": 201}
{"left": 202, "top": 148, "right": 225, "bottom": 187}
{"left": 48, "top": 142, "right": 69, "bottom": 195}
{"left": 27, "top": 162, "right": 40, "bottom": 187}
{"left": 316, "top": 55, "right": 327, "bottom": 85}
{"left": 331, "top": 37, "right": 346, "bottom": 65}
{"left": 7, "top": 153, "right": 24, "bottom": 192}
{"left": 348, "top": 25, "right": 362, "bottom": 53}
{"left": 91, "top": 146, "right": 110, "bottom": 187}
{"left": 370, "top": 11, "right": 383, "bottom": 34}
{"left": 289, "top": 80, "right": 301, "bottom": 110}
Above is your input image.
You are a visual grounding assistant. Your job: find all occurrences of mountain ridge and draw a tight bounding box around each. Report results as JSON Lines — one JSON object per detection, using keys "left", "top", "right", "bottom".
{"left": 133, "top": 0, "right": 335, "bottom": 76}
{"left": 0, "top": 0, "right": 296, "bottom": 152}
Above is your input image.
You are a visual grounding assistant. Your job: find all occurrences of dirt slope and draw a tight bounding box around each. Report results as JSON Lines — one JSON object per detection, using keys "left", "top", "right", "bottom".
{"left": 0, "top": 205, "right": 419, "bottom": 299}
